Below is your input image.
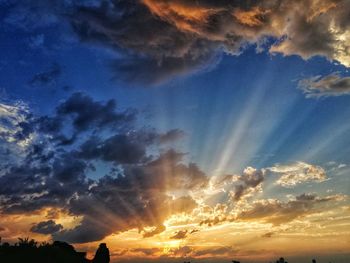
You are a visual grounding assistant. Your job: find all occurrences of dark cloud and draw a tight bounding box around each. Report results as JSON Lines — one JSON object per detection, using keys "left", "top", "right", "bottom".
{"left": 189, "top": 229, "right": 199, "bottom": 234}
{"left": 298, "top": 73, "right": 350, "bottom": 98}
{"left": 56, "top": 92, "right": 135, "bottom": 133}
{"left": 28, "top": 63, "right": 62, "bottom": 87}
{"left": 30, "top": 220, "right": 63, "bottom": 235}
{"left": 170, "top": 230, "right": 188, "bottom": 239}
{"left": 143, "top": 225, "right": 166, "bottom": 238}
{"left": 0, "top": 93, "right": 197, "bottom": 243}
{"left": 0, "top": 156, "right": 91, "bottom": 214}
{"left": 76, "top": 135, "right": 147, "bottom": 164}
{"left": 232, "top": 167, "right": 265, "bottom": 201}
{"left": 11, "top": 92, "right": 137, "bottom": 147}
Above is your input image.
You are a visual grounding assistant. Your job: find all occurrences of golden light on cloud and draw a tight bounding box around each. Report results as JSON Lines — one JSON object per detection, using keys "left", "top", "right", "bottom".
{"left": 232, "top": 7, "right": 269, "bottom": 27}
{"left": 142, "top": 0, "right": 222, "bottom": 37}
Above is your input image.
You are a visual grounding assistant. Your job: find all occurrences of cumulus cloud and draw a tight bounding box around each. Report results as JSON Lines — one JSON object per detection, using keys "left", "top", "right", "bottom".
{"left": 268, "top": 162, "right": 327, "bottom": 187}
{"left": 298, "top": 73, "right": 350, "bottom": 98}
{"left": 30, "top": 220, "right": 63, "bottom": 235}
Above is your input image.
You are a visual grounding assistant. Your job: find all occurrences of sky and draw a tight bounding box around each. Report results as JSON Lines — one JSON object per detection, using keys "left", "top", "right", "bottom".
{"left": 0, "top": 1, "right": 350, "bottom": 262}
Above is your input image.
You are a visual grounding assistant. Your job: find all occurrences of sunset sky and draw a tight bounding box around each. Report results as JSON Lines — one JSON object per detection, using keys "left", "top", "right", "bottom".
{"left": 0, "top": 1, "right": 350, "bottom": 262}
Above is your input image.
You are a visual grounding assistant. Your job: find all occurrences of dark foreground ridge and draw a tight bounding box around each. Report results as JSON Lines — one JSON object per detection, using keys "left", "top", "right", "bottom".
{"left": 0, "top": 238, "right": 109, "bottom": 263}
{"left": 0, "top": 238, "right": 323, "bottom": 263}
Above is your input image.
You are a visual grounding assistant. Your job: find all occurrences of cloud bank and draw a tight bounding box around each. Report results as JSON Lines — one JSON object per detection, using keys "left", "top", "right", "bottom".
{"left": 3, "top": 0, "right": 350, "bottom": 85}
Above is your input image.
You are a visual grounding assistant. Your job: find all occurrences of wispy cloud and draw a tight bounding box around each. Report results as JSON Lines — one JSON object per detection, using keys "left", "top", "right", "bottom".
{"left": 298, "top": 73, "right": 350, "bottom": 98}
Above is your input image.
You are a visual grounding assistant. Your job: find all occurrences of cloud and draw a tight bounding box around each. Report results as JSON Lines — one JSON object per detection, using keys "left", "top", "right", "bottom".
{"left": 56, "top": 92, "right": 135, "bottom": 133}
{"left": 4, "top": 1, "right": 350, "bottom": 85}
{"left": 67, "top": 0, "right": 350, "bottom": 84}
{"left": 28, "top": 63, "right": 62, "bottom": 87}
{"left": 231, "top": 167, "right": 265, "bottom": 201}
{"left": 298, "top": 73, "right": 350, "bottom": 98}
{"left": 30, "top": 220, "right": 63, "bottom": 235}
{"left": 53, "top": 151, "right": 204, "bottom": 243}
{"left": 143, "top": 225, "right": 166, "bottom": 238}
{"left": 0, "top": 100, "right": 33, "bottom": 173}
{"left": 170, "top": 230, "right": 188, "bottom": 239}
{"left": 0, "top": 93, "right": 199, "bottom": 243}
{"left": 0, "top": 93, "right": 347, "bottom": 245}
{"left": 237, "top": 193, "right": 344, "bottom": 225}
{"left": 192, "top": 246, "right": 235, "bottom": 258}
{"left": 132, "top": 248, "right": 161, "bottom": 256}
{"left": 0, "top": 100, "right": 31, "bottom": 146}
{"left": 268, "top": 162, "right": 327, "bottom": 187}
{"left": 76, "top": 134, "right": 148, "bottom": 164}
{"left": 129, "top": 245, "right": 237, "bottom": 258}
